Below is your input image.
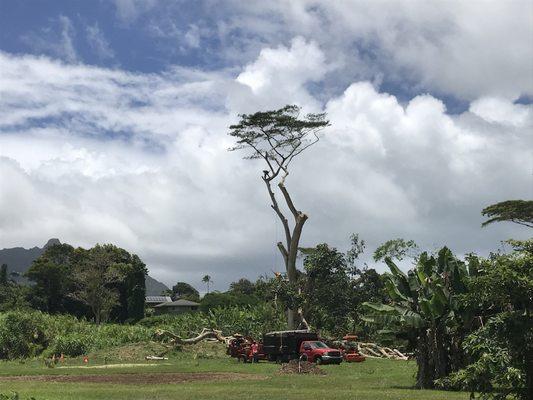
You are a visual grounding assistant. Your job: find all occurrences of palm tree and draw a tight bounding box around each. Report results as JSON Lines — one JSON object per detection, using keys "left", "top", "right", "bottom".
{"left": 202, "top": 275, "right": 212, "bottom": 293}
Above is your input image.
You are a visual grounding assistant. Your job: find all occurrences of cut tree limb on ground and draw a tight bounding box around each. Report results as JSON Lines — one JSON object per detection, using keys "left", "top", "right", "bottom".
{"left": 357, "top": 343, "right": 408, "bottom": 360}
{"left": 154, "top": 328, "right": 233, "bottom": 346}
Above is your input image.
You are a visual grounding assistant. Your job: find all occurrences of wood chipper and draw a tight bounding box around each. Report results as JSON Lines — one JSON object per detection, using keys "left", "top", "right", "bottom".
{"left": 339, "top": 335, "right": 366, "bottom": 363}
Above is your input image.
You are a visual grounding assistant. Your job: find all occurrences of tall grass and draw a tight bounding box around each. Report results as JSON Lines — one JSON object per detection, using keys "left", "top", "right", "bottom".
{"left": 0, "top": 304, "right": 286, "bottom": 359}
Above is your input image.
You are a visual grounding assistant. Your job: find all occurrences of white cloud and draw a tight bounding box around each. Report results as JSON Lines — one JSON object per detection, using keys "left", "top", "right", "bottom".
{"left": 0, "top": 30, "right": 531, "bottom": 289}
{"left": 20, "top": 15, "right": 78, "bottom": 63}
{"left": 208, "top": 0, "right": 533, "bottom": 100}
{"left": 113, "top": 0, "right": 156, "bottom": 24}
{"left": 86, "top": 23, "right": 115, "bottom": 61}
{"left": 470, "top": 97, "right": 533, "bottom": 128}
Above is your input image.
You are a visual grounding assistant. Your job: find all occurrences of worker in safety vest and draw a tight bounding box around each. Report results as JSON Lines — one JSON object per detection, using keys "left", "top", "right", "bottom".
{"left": 250, "top": 341, "right": 259, "bottom": 363}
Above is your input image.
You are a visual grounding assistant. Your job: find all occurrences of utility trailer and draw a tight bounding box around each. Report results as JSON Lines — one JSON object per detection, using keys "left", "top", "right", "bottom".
{"left": 262, "top": 330, "right": 319, "bottom": 363}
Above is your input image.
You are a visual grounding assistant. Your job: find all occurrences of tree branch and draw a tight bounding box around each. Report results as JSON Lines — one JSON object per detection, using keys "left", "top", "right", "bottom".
{"left": 263, "top": 177, "right": 291, "bottom": 248}
{"left": 277, "top": 242, "right": 289, "bottom": 264}
{"left": 278, "top": 181, "right": 299, "bottom": 220}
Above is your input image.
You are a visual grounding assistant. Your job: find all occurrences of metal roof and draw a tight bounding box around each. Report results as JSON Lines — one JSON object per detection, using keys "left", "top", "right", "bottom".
{"left": 145, "top": 296, "right": 172, "bottom": 303}
{"left": 154, "top": 298, "right": 200, "bottom": 307}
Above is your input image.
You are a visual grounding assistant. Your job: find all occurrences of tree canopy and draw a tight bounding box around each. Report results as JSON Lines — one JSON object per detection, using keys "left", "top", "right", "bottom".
{"left": 228, "top": 105, "right": 329, "bottom": 180}
{"left": 481, "top": 200, "right": 533, "bottom": 228}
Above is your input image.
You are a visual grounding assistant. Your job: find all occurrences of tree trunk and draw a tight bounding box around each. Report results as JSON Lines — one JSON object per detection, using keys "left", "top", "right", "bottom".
{"left": 263, "top": 177, "right": 308, "bottom": 330}
{"left": 287, "top": 309, "right": 296, "bottom": 330}
{"left": 435, "top": 322, "right": 448, "bottom": 380}
{"left": 416, "top": 329, "right": 434, "bottom": 389}
{"left": 526, "top": 345, "right": 533, "bottom": 400}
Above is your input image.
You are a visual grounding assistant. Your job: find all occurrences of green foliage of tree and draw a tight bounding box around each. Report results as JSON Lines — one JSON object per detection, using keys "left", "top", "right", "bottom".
{"left": 105, "top": 248, "right": 147, "bottom": 323}
{"left": 170, "top": 282, "right": 200, "bottom": 301}
{"left": 199, "top": 291, "right": 260, "bottom": 312}
{"left": 481, "top": 200, "right": 533, "bottom": 228}
{"left": 302, "top": 244, "right": 351, "bottom": 335}
{"left": 202, "top": 275, "right": 212, "bottom": 293}
{"left": 25, "top": 243, "right": 147, "bottom": 323}
{"left": 24, "top": 244, "right": 78, "bottom": 314}
{"left": 71, "top": 245, "right": 122, "bottom": 325}
{"left": 373, "top": 238, "right": 419, "bottom": 262}
{"left": 228, "top": 105, "right": 329, "bottom": 329}
{"left": 0, "top": 264, "right": 7, "bottom": 285}
{"left": 439, "top": 240, "right": 533, "bottom": 399}
{"left": 229, "top": 278, "right": 255, "bottom": 296}
{"left": 363, "top": 247, "right": 471, "bottom": 388}
{"left": 0, "top": 311, "right": 49, "bottom": 359}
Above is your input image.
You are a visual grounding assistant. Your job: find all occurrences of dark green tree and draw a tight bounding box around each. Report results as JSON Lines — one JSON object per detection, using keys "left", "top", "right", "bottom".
{"left": 105, "top": 246, "right": 147, "bottom": 323}
{"left": 0, "top": 263, "right": 30, "bottom": 312}
{"left": 481, "top": 200, "right": 533, "bottom": 228}
{"left": 171, "top": 282, "right": 200, "bottom": 301}
{"left": 0, "top": 264, "right": 7, "bottom": 285}
{"left": 373, "top": 238, "right": 419, "bottom": 262}
{"left": 229, "top": 278, "right": 255, "bottom": 296}
{"left": 302, "top": 244, "right": 351, "bottom": 335}
{"left": 199, "top": 291, "right": 259, "bottom": 312}
{"left": 228, "top": 105, "right": 329, "bottom": 329}
{"left": 440, "top": 240, "right": 533, "bottom": 399}
{"left": 25, "top": 243, "right": 77, "bottom": 314}
{"left": 71, "top": 245, "right": 122, "bottom": 324}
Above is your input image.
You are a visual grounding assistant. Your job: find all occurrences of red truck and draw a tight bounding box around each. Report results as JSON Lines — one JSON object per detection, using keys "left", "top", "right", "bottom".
{"left": 228, "top": 331, "right": 343, "bottom": 365}
{"left": 299, "top": 340, "right": 343, "bottom": 364}
{"left": 262, "top": 330, "right": 342, "bottom": 365}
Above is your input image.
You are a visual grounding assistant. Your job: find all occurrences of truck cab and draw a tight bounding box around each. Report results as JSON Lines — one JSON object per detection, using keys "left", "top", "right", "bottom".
{"left": 299, "top": 341, "right": 343, "bottom": 364}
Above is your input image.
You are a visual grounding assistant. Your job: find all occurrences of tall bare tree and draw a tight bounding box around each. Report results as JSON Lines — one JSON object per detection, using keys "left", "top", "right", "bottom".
{"left": 228, "top": 105, "right": 329, "bottom": 328}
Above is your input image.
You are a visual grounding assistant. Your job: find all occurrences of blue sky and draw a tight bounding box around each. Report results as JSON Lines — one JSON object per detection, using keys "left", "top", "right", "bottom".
{"left": 0, "top": 0, "right": 500, "bottom": 112}
{"left": 0, "top": 1, "right": 532, "bottom": 290}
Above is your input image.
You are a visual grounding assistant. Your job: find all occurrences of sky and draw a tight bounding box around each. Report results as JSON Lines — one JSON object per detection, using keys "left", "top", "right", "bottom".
{"left": 0, "top": 0, "right": 532, "bottom": 291}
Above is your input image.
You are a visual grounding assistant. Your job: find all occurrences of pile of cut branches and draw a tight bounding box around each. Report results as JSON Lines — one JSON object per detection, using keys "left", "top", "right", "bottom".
{"left": 357, "top": 342, "right": 409, "bottom": 360}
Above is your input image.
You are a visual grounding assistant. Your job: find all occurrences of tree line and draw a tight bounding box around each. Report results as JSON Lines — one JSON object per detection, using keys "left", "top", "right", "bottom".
{"left": 0, "top": 243, "right": 146, "bottom": 324}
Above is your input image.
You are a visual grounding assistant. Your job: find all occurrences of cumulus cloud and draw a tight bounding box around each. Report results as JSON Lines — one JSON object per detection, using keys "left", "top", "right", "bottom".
{"left": 188, "top": 0, "right": 533, "bottom": 101}
{"left": 0, "top": 28, "right": 531, "bottom": 289}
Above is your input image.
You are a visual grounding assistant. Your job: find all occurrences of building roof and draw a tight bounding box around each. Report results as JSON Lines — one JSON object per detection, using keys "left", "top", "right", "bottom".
{"left": 146, "top": 296, "right": 172, "bottom": 303}
{"left": 154, "top": 299, "right": 200, "bottom": 308}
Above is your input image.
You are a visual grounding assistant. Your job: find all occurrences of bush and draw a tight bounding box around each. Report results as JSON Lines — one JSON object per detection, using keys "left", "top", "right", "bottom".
{"left": 46, "top": 333, "right": 95, "bottom": 357}
{"left": 0, "top": 311, "right": 49, "bottom": 359}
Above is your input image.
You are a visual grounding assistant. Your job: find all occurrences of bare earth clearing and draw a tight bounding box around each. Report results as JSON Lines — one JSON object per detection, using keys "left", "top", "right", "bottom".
{"left": 0, "top": 371, "right": 266, "bottom": 384}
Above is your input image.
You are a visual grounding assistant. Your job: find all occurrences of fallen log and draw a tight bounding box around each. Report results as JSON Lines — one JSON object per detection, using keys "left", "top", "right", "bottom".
{"left": 154, "top": 328, "right": 230, "bottom": 345}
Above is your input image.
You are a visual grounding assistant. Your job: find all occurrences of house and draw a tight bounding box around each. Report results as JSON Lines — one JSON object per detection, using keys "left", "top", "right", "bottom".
{"left": 145, "top": 296, "right": 172, "bottom": 308}
{"left": 153, "top": 299, "right": 200, "bottom": 315}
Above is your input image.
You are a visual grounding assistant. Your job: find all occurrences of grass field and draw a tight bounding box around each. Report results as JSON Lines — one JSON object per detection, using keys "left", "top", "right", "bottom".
{"left": 0, "top": 345, "right": 469, "bottom": 400}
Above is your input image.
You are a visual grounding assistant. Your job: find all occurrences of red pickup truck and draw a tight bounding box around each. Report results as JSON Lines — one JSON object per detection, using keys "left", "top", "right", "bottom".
{"left": 299, "top": 340, "right": 343, "bottom": 364}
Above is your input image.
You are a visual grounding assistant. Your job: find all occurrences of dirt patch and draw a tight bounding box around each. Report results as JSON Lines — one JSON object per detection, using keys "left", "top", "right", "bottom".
{"left": 0, "top": 372, "right": 266, "bottom": 385}
{"left": 279, "top": 360, "right": 326, "bottom": 375}
{"left": 58, "top": 363, "right": 171, "bottom": 369}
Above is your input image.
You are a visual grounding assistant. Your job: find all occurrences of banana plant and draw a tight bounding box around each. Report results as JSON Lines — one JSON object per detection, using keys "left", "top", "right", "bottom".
{"left": 362, "top": 247, "right": 470, "bottom": 389}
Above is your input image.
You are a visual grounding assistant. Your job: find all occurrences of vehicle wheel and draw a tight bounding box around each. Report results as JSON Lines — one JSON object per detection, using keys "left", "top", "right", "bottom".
{"left": 315, "top": 357, "right": 322, "bottom": 365}
{"left": 300, "top": 355, "right": 308, "bottom": 362}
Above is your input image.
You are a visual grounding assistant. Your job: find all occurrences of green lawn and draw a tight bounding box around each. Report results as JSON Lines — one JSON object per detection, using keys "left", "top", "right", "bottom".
{"left": 0, "top": 356, "right": 469, "bottom": 400}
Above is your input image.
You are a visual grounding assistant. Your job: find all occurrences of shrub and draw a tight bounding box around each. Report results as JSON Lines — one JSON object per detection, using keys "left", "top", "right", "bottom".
{"left": 0, "top": 311, "right": 49, "bottom": 359}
